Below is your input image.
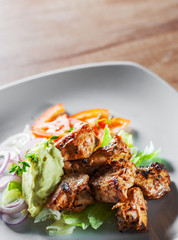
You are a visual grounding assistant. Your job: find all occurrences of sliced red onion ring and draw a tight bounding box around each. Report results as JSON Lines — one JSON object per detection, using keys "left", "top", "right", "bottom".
{"left": 0, "top": 151, "right": 10, "bottom": 176}
{"left": 1, "top": 208, "right": 29, "bottom": 225}
{"left": 0, "top": 198, "right": 27, "bottom": 214}
{"left": 20, "top": 138, "right": 44, "bottom": 161}
{"left": 0, "top": 175, "right": 22, "bottom": 190}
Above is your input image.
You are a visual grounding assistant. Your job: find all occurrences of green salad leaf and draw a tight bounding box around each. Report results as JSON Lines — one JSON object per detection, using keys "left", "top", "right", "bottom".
{"left": 63, "top": 210, "right": 89, "bottom": 230}
{"left": 1, "top": 187, "right": 21, "bottom": 205}
{"left": 118, "top": 130, "right": 162, "bottom": 167}
{"left": 86, "top": 202, "right": 114, "bottom": 229}
{"left": 34, "top": 207, "right": 61, "bottom": 223}
{"left": 46, "top": 218, "right": 76, "bottom": 235}
{"left": 100, "top": 127, "right": 112, "bottom": 147}
{"left": 131, "top": 142, "right": 161, "bottom": 167}
{"left": 46, "top": 202, "right": 114, "bottom": 235}
{"left": 118, "top": 129, "right": 134, "bottom": 148}
{"left": 8, "top": 181, "right": 22, "bottom": 192}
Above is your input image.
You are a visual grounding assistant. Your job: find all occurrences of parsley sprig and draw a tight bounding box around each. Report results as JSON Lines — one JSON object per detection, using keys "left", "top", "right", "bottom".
{"left": 25, "top": 153, "right": 39, "bottom": 163}
{"left": 9, "top": 136, "right": 59, "bottom": 176}
{"left": 9, "top": 161, "right": 30, "bottom": 176}
{"left": 9, "top": 148, "right": 40, "bottom": 176}
{"left": 44, "top": 136, "right": 59, "bottom": 147}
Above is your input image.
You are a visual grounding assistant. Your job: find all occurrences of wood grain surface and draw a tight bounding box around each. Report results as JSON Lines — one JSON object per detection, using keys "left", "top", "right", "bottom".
{"left": 0, "top": 0, "right": 178, "bottom": 90}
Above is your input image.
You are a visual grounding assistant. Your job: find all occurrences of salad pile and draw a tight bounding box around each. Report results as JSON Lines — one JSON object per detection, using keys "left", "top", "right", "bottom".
{"left": 0, "top": 104, "right": 165, "bottom": 235}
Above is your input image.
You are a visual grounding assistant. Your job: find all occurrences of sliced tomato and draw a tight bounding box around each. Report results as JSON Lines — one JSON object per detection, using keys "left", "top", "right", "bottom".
{"left": 71, "top": 108, "right": 109, "bottom": 121}
{"left": 71, "top": 108, "right": 130, "bottom": 143}
{"left": 31, "top": 104, "right": 130, "bottom": 141}
{"left": 85, "top": 116, "right": 130, "bottom": 143}
{"left": 109, "top": 117, "right": 130, "bottom": 135}
{"left": 71, "top": 109, "right": 109, "bottom": 142}
{"left": 31, "top": 103, "right": 70, "bottom": 138}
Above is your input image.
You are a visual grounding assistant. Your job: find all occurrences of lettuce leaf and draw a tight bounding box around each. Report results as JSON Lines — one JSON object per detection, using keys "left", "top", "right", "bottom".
{"left": 131, "top": 142, "right": 161, "bottom": 167}
{"left": 46, "top": 217, "right": 76, "bottom": 235}
{"left": 118, "top": 130, "right": 133, "bottom": 148}
{"left": 34, "top": 207, "right": 61, "bottom": 223}
{"left": 86, "top": 202, "right": 114, "bottom": 229}
{"left": 100, "top": 127, "right": 112, "bottom": 147}
{"left": 118, "top": 130, "right": 162, "bottom": 167}
{"left": 1, "top": 187, "right": 21, "bottom": 205}
{"left": 63, "top": 210, "right": 89, "bottom": 230}
{"left": 8, "top": 181, "right": 22, "bottom": 192}
{"left": 46, "top": 203, "right": 114, "bottom": 235}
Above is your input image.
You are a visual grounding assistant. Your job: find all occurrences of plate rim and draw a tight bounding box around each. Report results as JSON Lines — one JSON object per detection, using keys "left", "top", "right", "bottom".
{"left": 0, "top": 61, "right": 177, "bottom": 95}
{"left": 0, "top": 61, "right": 177, "bottom": 239}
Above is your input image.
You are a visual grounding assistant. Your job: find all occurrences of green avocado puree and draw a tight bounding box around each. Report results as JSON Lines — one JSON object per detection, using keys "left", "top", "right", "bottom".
{"left": 22, "top": 143, "right": 64, "bottom": 217}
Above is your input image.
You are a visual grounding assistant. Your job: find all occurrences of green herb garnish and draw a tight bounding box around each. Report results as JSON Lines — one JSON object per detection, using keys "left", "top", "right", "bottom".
{"left": 9, "top": 161, "right": 30, "bottom": 176}
{"left": 25, "top": 153, "right": 39, "bottom": 163}
{"left": 45, "top": 136, "right": 59, "bottom": 147}
{"left": 65, "top": 126, "right": 74, "bottom": 133}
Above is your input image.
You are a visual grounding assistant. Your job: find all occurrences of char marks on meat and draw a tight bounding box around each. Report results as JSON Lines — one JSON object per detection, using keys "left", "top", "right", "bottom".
{"left": 63, "top": 134, "right": 132, "bottom": 175}
{"left": 113, "top": 187, "right": 148, "bottom": 232}
{"left": 89, "top": 135, "right": 132, "bottom": 165}
{"left": 55, "top": 122, "right": 99, "bottom": 161}
{"left": 48, "top": 121, "right": 171, "bottom": 233}
{"left": 135, "top": 162, "right": 171, "bottom": 199}
{"left": 46, "top": 174, "right": 94, "bottom": 212}
{"left": 63, "top": 158, "right": 98, "bottom": 175}
{"left": 90, "top": 161, "right": 136, "bottom": 203}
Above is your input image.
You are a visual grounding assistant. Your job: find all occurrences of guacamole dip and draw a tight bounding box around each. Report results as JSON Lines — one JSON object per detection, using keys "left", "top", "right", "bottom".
{"left": 22, "top": 143, "right": 64, "bottom": 217}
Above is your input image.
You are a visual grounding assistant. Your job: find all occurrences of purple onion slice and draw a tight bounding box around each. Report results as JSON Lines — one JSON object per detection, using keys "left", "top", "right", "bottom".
{"left": 1, "top": 208, "right": 29, "bottom": 225}
{"left": 0, "top": 198, "right": 27, "bottom": 214}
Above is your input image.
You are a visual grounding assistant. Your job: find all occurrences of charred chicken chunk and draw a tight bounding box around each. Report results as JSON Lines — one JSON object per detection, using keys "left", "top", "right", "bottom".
{"left": 135, "top": 162, "right": 171, "bottom": 199}
{"left": 55, "top": 123, "right": 99, "bottom": 161}
{"left": 90, "top": 161, "right": 136, "bottom": 203}
{"left": 88, "top": 135, "right": 132, "bottom": 165}
{"left": 63, "top": 158, "right": 98, "bottom": 175}
{"left": 64, "top": 135, "right": 132, "bottom": 175}
{"left": 113, "top": 187, "right": 147, "bottom": 232}
{"left": 46, "top": 174, "right": 94, "bottom": 212}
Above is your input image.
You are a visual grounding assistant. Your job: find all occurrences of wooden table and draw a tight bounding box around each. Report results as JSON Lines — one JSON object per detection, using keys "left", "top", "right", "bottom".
{"left": 0, "top": 0, "right": 178, "bottom": 90}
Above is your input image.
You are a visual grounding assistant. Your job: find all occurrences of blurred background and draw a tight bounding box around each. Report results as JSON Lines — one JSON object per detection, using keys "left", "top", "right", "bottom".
{"left": 0, "top": 0, "right": 178, "bottom": 89}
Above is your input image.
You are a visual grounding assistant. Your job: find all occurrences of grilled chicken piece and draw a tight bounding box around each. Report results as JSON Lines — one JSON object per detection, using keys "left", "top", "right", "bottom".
{"left": 90, "top": 161, "right": 136, "bottom": 203}
{"left": 113, "top": 187, "right": 147, "bottom": 232}
{"left": 46, "top": 174, "right": 94, "bottom": 212}
{"left": 63, "top": 159, "right": 98, "bottom": 175}
{"left": 88, "top": 134, "right": 132, "bottom": 165}
{"left": 64, "top": 135, "right": 132, "bottom": 175}
{"left": 55, "top": 122, "right": 99, "bottom": 161}
{"left": 135, "top": 162, "right": 171, "bottom": 199}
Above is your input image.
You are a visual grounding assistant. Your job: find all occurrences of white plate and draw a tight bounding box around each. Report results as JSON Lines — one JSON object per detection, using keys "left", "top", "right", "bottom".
{"left": 0, "top": 62, "right": 177, "bottom": 240}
